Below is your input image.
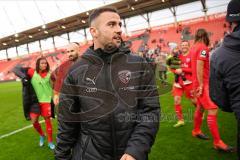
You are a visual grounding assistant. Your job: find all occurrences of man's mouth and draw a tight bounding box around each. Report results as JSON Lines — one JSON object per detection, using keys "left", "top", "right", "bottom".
{"left": 113, "top": 35, "right": 121, "bottom": 42}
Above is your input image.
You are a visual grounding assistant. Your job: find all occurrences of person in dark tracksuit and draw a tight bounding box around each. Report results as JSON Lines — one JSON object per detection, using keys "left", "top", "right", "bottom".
{"left": 54, "top": 7, "right": 160, "bottom": 160}
{"left": 210, "top": 0, "right": 240, "bottom": 159}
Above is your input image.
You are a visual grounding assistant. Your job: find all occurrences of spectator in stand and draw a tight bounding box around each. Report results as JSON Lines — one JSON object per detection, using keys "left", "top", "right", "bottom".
{"left": 155, "top": 51, "right": 168, "bottom": 85}
{"left": 154, "top": 44, "right": 162, "bottom": 55}
{"left": 143, "top": 43, "right": 149, "bottom": 57}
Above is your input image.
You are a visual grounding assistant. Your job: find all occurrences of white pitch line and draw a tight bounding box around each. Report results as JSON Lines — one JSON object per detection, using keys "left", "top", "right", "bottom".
{"left": 0, "top": 119, "right": 45, "bottom": 140}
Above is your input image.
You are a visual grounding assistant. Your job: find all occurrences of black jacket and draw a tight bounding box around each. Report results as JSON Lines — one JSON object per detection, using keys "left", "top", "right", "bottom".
{"left": 12, "top": 66, "right": 40, "bottom": 120}
{"left": 55, "top": 46, "right": 160, "bottom": 160}
{"left": 12, "top": 66, "right": 55, "bottom": 120}
{"left": 210, "top": 28, "right": 240, "bottom": 114}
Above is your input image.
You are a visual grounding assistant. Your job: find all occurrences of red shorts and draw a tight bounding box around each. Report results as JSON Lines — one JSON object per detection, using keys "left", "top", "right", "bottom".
{"left": 30, "top": 103, "right": 51, "bottom": 118}
{"left": 172, "top": 83, "right": 194, "bottom": 99}
{"left": 197, "top": 86, "right": 217, "bottom": 110}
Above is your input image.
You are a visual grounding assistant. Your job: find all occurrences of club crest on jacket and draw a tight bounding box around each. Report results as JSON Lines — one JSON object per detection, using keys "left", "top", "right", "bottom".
{"left": 118, "top": 70, "right": 131, "bottom": 84}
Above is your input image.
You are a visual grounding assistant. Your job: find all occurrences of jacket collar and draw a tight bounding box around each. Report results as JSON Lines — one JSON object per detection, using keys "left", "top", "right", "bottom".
{"left": 83, "top": 43, "right": 131, "bottom": 62}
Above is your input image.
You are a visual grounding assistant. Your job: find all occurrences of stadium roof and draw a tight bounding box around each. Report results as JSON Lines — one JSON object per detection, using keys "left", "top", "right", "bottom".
{"left": 0, "top": 0, "right": 199, "bottom": 51}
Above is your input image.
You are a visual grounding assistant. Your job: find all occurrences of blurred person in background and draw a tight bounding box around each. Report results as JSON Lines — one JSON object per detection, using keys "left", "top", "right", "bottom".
{"left": 155, "top": 51, "right": 168, "bottom": 85}
{"left": 51, "top": 42, "right": 80, "bottom": 106}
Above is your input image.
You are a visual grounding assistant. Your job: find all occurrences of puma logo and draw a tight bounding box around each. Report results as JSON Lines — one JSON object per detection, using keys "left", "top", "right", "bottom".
{"left": 86, "top": 77, "right": 96, "bottom": 85}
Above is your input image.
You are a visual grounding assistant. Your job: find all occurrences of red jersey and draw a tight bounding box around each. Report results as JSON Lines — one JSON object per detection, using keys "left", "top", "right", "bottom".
{"left": 190, "top": 42, "right": 210, "bottom": 88}
{"left": 171, "top": 53, "right": 192, "bottom": 86}
{"left": 27, "top": 68, "right": 48, "bottom": 78}
{"left": 52, "top": 60, "right": 74, "bottom": 93}
{"left": 179, "top": 53, "right": 192, "bottom": 80}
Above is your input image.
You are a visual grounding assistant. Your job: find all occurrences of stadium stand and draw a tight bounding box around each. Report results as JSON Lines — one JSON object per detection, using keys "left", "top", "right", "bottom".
{"left": 0, "top": 13, "right": 227, "bottom": 82}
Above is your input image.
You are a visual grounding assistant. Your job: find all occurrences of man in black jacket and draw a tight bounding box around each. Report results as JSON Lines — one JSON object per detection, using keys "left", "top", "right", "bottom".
{"left": 54, "top": 7, "right": 160, "bottom": 160}
{"left": 210, "top": 0, "right": 240, "bottom": 158}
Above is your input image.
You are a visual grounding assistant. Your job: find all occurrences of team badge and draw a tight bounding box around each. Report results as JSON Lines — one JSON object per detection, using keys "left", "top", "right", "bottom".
{"left": 200, "top": 50, "right": 207, "bottom": 58}
{"left": 118, "top": 70, "right": 131, "bottom": 84}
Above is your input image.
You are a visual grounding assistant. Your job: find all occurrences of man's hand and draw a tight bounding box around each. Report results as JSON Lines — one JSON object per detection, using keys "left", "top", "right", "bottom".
{"left": 120, "top": 154, "right": 136, "bottom": 160}
{"left": 53, "top": 94, "right": 59, "bottom": 106}
{"left": 196, "top": 85, "right": 203, "bottom": 97}
{"left": 175, "top": 68, "right": 183, "bottom": 74}
{"left": 22, "top": 77, "right": 29, "bottom": 85}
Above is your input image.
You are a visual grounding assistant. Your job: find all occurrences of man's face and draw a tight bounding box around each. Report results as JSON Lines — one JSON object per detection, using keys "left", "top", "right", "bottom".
{"left": 181, "top": 41, "right": 190, "bottom": 54}
{"left": 90, "top": 12, "right": 122, "bottom": 50}
{"left": 66, "top": 44, "right": 79, "bottom": 61}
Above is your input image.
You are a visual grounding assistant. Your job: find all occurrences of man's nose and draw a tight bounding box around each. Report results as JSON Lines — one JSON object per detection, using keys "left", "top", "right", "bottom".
{"left": 115, "top": 25, "right": 122, "bottom": 35}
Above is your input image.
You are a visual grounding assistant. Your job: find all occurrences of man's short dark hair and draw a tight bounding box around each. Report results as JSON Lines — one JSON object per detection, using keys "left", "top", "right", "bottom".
{"left": 89, "top": 7, "right": 118, "bottom": 26}
{"left": 71, "top": 42, "right": 80, "bottom": 46}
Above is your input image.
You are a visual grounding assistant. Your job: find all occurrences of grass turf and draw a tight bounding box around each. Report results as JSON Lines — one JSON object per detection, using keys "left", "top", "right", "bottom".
{"left": 0, "top": 76, "right": 237, "bottom": 160}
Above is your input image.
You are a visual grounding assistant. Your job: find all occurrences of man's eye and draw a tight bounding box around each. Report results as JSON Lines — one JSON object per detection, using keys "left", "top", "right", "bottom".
{"left": 66, "top": 50, "right": 74, "bottom": 53}
{"left": 109, "top": 23, "right": 114, "bottom": 27}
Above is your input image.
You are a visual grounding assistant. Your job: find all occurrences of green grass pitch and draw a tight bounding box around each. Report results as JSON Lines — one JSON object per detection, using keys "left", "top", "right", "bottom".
{"left": 0, "top": 74, "right": 237, "bottom": 160}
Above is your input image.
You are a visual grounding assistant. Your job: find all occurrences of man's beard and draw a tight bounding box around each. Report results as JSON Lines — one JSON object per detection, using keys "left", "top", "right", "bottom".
{"left": 69, "top": 55, "right": 78, "bottom": 61}
{"left": 182, "top": 49, "right": 188, "bottom": 54}
{"left": 103, "top": 42, "right": 120, "bottom": 54}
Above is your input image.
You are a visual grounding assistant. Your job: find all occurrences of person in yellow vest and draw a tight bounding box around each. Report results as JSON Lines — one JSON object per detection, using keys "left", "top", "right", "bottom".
{"left": 13, "top": 57, "right": 55, "bottom": 150}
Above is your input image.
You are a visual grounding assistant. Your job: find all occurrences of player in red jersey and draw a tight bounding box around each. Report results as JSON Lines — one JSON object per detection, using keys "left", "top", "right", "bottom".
{"left": 190, "top": 29, "right": 233, "bottom": 152}
{"left": 172, "top": 40, "right": 196, "bottom": 127}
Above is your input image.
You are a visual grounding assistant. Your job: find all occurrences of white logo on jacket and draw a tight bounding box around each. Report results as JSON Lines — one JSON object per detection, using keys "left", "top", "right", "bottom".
{"left": 85, "top": 77, "right": 97, "bottom": 92}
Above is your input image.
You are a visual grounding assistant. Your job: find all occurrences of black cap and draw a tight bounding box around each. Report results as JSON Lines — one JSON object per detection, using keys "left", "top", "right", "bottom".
{"left": 226, "top": 0, "right": 240, "bottom": 22}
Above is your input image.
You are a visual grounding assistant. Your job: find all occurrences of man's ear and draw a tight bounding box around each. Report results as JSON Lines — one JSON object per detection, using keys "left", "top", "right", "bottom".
{"left": 90, "top": 27, "right": 98, "bottom": 38}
